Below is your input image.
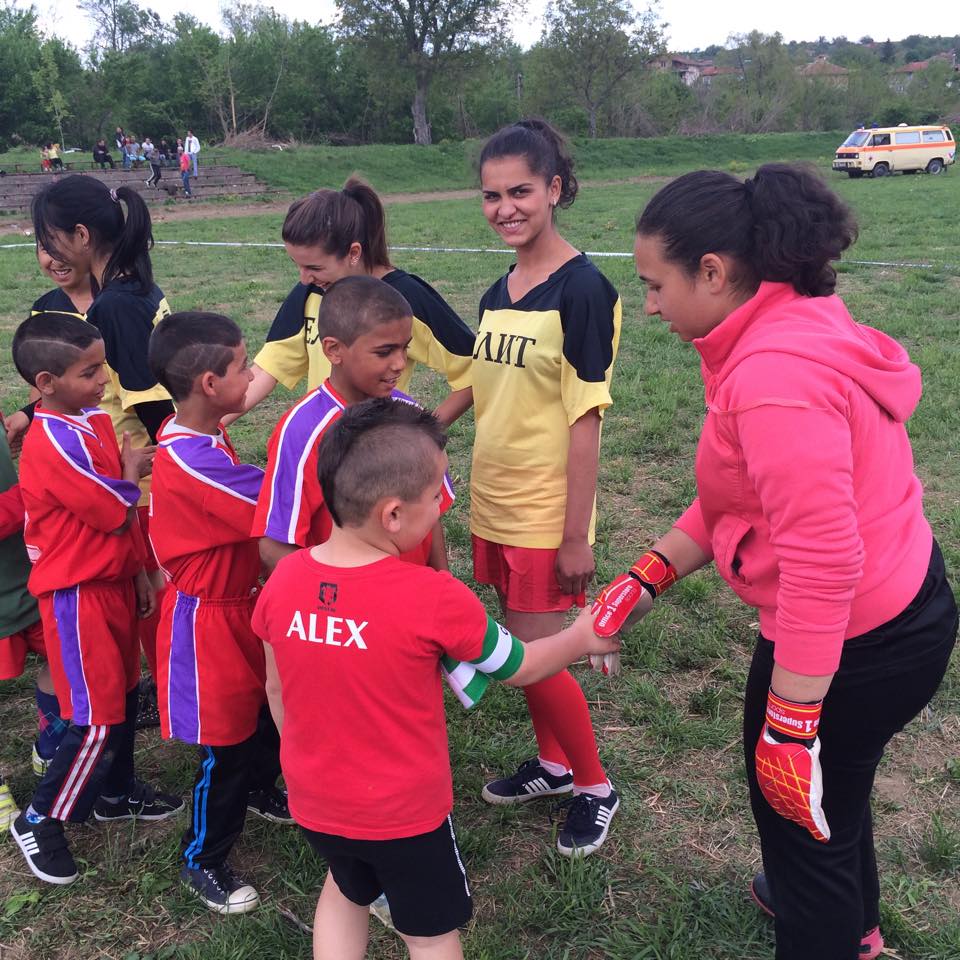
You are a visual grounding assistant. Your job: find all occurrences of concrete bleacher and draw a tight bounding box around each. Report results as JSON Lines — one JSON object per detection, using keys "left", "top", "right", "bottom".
{"left": 0, "top": 159, "right": 277, "bottom": 213}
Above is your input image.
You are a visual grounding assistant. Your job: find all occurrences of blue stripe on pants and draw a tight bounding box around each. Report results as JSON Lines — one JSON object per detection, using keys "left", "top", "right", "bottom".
{"left": 183, "top": 747, "right": 216, "bottom": 869}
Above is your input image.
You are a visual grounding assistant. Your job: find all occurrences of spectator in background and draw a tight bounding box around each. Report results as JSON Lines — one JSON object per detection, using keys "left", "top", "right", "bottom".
{"left": 47, "top": 144, "right": 64, "bottom": 172}
{"left": 40, "top": 145, "right": 51, "bottom": 173}
{"left": 93, "top": 139, "right": 115, "bottom": 170}
{"left": 179, "top": 149, "right": 192, "bottom": 198}
{"left": 115, "top": 126, "right": 125, "bottom": 151}
{"left": 145, "top": 138, "right": 162, "bottom": 188}
{"left": 185, "top": 130, "right": 200, "bottom": 179}
{"left": 158, "top": 139, "right": 170, "bottom": 167}
{"left": 122, "top": 138, "right": 134, "bottom": 170}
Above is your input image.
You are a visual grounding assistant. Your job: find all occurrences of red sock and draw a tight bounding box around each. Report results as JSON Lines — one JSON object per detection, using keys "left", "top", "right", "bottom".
{"left": 523, "top": 669, "right": 606, "bottom": 787}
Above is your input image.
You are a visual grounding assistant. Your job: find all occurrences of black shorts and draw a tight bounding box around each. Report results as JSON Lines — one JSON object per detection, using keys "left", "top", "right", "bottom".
{"left": 301, "top": 814, "right": 472, "bottom": 937}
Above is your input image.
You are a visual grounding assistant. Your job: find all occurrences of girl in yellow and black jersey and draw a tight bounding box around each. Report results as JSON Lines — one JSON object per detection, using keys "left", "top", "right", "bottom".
{"left": 233, "top": 177, "right": 476, "bottom": 428}
{"left": 473, "top": 119, "right": 622, "bottom": 858}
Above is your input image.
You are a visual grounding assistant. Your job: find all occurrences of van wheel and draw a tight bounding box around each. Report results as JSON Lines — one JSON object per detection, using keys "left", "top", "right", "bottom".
{"left": 927, "top": 158, "right": 944, "bottom": 175}
{"left": 871, "top": 163, "right": 889, "bottom": 178}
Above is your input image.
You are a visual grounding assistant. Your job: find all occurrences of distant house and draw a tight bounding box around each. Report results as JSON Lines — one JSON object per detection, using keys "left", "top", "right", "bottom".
{"left": 798, "top": 55, "right": 850, "bottom": 89}
{"left": 699, "top": 65, "right": 742, "bottom": 86}
{"left": 650, "top": 54, "right": 711, "bottom": 86}
{"left": 890, "top": 51, "right": 958, "bottom": 92}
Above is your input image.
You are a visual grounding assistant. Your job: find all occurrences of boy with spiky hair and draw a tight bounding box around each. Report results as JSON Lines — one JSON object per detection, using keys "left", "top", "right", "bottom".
{"left": 9, "top": 312, "right": 182, "bottom": 886}
{"left": 148, "top": 311, "right": 289, "bottom": 914}
{"left": 253, "top": 398, "right": 620, "bottom": 960}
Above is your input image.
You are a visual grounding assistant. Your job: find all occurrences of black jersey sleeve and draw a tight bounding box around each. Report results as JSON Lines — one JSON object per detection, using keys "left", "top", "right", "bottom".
{"left": 385, "top": 271, "right": 475, "bottom": 355}
{"left": 559, "top": 267, "right": 619, "bottom": 383}
{"left": 87, "top": 290, "right": 161, "bottom": 393}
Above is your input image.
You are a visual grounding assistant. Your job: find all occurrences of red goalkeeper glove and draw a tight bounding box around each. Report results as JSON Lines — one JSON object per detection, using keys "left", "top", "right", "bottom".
{"left": 589, "top": 551, "right": 677, "bottom": 674}
{"left": 755, "top": 689, "right": 830, "bottom": 843}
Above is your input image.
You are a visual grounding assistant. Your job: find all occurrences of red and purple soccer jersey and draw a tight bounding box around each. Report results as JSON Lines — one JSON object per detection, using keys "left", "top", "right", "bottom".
{"left": 251, "top": 380, "right": 454, "bottom": 563}
{"left": 19, "top": 407, "right": 145, "bottom": 724}
{"left": 150, "top": 420, "right": 266, "bottom": 745}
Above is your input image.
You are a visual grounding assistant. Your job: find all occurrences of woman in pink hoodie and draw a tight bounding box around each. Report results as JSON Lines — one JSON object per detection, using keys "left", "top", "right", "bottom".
{"left": 594, "top": 164, "right": 957, "bottom": 960}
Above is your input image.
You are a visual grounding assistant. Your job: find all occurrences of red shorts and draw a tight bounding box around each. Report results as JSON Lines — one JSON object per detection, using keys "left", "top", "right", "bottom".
{"left": 0, "top": 618, "right": 46, "bottom": 680}
{"left": 39, "top": 580, "right": 140, "bottom": 726}
{"left": 472, "top": 536, "right": 585, "bottom": 613}
{"left": 137, "top": 504, "right": 160, "bottom": 573}
{"left": 157, "top": 590, "right": 266, "bottom": 747}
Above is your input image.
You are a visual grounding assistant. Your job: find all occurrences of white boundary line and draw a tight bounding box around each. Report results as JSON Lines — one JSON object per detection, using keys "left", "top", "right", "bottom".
{"left": 0, "top": 239, "right": 950, "bottom": 270}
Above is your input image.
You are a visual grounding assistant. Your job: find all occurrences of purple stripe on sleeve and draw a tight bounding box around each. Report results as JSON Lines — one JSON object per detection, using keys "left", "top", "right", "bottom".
{"left": 53, "top": 587, "right": 91, "bottom": 725}
{"left": 168, "top": 592, "right": 201, "bottom": 744}
{"left": 41, "top": 417, "right": 140, "bottom": 506}
{"left": 166, "top": 436, "right": 264, "bottom": 504}
{"left": 264, "top": 391, "right": 341, "bottom": 544}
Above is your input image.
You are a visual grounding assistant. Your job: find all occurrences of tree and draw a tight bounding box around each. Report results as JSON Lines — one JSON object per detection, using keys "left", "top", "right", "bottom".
{"left": 336, "top": 0, "right": 517, "bottom": 144}
{"left": 880, "top": 39, "right": 895, "bottom": 63}
{"left": 536, "top": 0, "right": 664, "bottom": 138}
{"left": 80, "top": 0, "right": 168, "bottom": 53}
{"left": 34, "top": 42, "right": 69, "bottom": 148}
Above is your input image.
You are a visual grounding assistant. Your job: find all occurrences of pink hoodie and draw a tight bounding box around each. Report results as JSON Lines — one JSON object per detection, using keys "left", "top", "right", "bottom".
{"left": 674, "top": 281, "right": 932, "bottom": 675}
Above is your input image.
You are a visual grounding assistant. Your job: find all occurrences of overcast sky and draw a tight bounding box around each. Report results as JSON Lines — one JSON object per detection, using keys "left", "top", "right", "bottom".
{"left": 24, "top": 0, "right": 958, "bottom": 55}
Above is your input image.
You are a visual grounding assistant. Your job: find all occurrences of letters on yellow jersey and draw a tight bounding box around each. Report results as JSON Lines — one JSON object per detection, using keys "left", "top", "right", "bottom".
{"left": 472, "top": 331, "right": 537, "bottom": 368}
{"left": 286, "top": 611, "right": 368, "bottom": 649}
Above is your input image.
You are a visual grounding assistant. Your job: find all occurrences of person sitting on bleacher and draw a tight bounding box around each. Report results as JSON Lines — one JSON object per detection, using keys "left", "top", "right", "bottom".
{"left": 93, "top": 140, "right": 115, "bottom": 170}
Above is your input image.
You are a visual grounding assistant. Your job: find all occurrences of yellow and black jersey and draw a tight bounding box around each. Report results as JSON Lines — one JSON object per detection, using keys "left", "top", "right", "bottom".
{"left": 31, "top": 287, "right": 85, "bottom": 320}
{"left": 253, "top": 269, "right": 475, "bottom": 395}
{"left": 86, "top": 279, "right": 173, "bottom": 503}
{"left": 470, "top": 254, "right": 621, "bottom": 549}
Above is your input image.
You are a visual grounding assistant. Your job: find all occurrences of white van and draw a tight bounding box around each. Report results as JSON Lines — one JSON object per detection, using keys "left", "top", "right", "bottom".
{"left": 832, "top": 125, "right": 955, "bottom": 178}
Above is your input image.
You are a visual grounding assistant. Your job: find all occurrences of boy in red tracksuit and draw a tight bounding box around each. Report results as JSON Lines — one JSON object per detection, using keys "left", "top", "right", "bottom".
{"left": 9, "top": 312, "right": 182, "bottom": 886}
{"left": 148, "top": 311, "right": 287, "bottom": 914}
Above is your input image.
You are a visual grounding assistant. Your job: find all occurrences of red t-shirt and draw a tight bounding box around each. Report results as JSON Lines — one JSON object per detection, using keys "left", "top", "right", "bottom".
{"left": 20, "top": 407, "right": 145, "bottom": 595}
{"left": 251, "top": 549, "right": 487, "bottom": 839}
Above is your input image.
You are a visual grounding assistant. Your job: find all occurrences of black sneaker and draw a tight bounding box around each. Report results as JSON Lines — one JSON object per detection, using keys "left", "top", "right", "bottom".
{"left": 180, "top": 861, "right": 260, "bottom": 914}
{"left": 247, "top": 786, "right": 293, "bottom": 824}
{"left": 11, "top": 813, "right": 79, "bottom": 884}
{"left": 94, "top": 780, "right": 184, "bottom": 822}
{"left": 555, "top": 790, "right": 620, "bottom": 857}
{"left": 136, "top": 677, "right": 160, "bottom": 730}
{"left": 481, "top": 757, "right": 574, "bottom": 805}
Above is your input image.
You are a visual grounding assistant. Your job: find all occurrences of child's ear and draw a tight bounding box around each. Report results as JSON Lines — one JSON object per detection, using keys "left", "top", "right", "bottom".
{"left": 198, "top": 370, "right": 218, "bottom": 397}
{"left": 34, "top": 371, "right": 57, "bottom": 396}
{"left": 379, "top": 497, "right": 404, "bottom": 534}
{"left": 322, "top": 336, "right": 344, "bottom": 366}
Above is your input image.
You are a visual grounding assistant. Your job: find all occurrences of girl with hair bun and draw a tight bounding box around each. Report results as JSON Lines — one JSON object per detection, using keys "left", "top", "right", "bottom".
{"left": 473, "top": 118, "right": 623, "bottom": 857}
{"left": 234, "top": 176, "right": 476, "bottom": 427}
{"left": 595, "top": 163, "right": 957, "bottom": 959}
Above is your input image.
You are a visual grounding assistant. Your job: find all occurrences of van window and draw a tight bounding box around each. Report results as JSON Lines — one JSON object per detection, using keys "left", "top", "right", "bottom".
{"left": 921, "top": 130, "right": 946, "bottom": 143}
{"left": 842, "top": 131, "right": 870, "bottom": 147}
{"left": 870, "top": 134, "right": 891, "bottom": 146}
{"left": 895, "top": 131, "right": 921, "bottom": 145}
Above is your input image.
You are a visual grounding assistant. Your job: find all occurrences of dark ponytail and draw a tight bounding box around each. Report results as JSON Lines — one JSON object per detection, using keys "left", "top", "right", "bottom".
{"left": 636, "top": 163, "right": 857, "bottom": 298}
{"left": 31, "top": 175, "right": 154, "bottom": 294}
{"left": 479, "top": 117, "right": 578, "bottom": 208}
{"left": 281, "top": 175, "right": 391, "bottom": 271}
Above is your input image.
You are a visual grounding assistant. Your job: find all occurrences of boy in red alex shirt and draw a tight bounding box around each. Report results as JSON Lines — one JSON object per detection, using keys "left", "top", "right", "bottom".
{"left": 8, "top": 313, "right": 182, "bottom": 887}
{"left": 253, "top": 398, "right": 620, "bottom": 960}
{"left": 148, "top": 311, "right": 287, "bottom": 915}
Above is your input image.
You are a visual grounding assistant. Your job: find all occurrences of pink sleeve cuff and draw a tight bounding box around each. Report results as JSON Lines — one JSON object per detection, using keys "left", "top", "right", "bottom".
{"left": 772, "top": 626, "right": 845, "bottom": 676}
{"left": 673, "top": 499, "right": 714, "bottom": 558}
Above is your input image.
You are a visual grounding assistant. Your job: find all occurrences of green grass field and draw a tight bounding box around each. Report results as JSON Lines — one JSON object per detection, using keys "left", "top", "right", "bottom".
{"left": 0, "top": 137, "right": 958, "bottom": 960}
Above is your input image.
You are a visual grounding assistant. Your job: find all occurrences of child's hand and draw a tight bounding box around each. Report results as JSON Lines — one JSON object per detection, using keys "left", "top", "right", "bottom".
{"left": 121, "top": 432, "right": 156, "bottom": 480}
{"left": 4, "top": 410, "right": 30, "bottom": 457}
{"left": 134, "top": 568, "right": 156, "bottom": 619}
{"left": 571, "top": 606, "right": 621, "bottom": 657}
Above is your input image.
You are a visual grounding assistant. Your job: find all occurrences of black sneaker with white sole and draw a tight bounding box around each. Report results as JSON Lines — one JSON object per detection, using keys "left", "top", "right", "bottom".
{"left": 93, "top": 780, "right": 184, "bottom": 822}
{"left": 555, "top": 790, "right": 620, "bottom": 857}
{"left": 247, "top": 786, "right": 293, "bottom": 824}
{"left": 482, "top": 757, "right": 574, "bottom": 805}
{"left": 180, "top": 861, "right": 260, "bottom": 914}
{"left": 11, "top": 813, "right": 79, "bottom": 884}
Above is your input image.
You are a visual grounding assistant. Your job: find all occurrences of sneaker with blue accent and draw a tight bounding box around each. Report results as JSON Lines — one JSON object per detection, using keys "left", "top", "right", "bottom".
{"left": 481, "top": 757, "right": 574, "bottom": 805}
{"left": 180, "top": 861, "right": 260, "bottom": 914}
{"left": 93, "top": 780, "right": 184, "bottom": 822}
{"left": 555, "top": 789, "right": 620, "bottom": 857}
{"left": 11, "top": 812, "right": 78, "bottom": 884}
